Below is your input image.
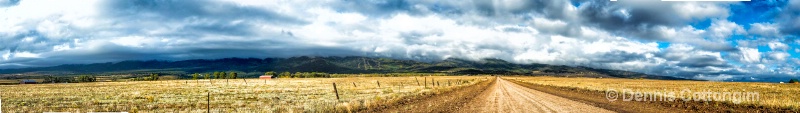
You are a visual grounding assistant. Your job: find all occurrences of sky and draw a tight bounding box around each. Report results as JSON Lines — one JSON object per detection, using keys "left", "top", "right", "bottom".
{"left": 0, "top": 0, "right": 798, "bottom": 82}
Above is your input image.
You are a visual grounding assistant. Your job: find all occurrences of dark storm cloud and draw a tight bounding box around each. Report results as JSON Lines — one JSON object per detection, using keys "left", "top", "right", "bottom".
{"left": 0, "top": 30, "right": 69, "bottom": 53}
{"left": 675, "top": 55, "right": 730, "bottom": 68}
{"left": 100, "top": 0, "right": 308, "bottom": 36}
{"left": 574, "top": 0, "right": 738, "bottom": 51}
{"left": 103, "top": 0, "right": 307, "bottom": 24}
{"left": 589, "top": 51, "right": 646, "bottom": 63}
{"left": 776, "top": 0, "right": 800, "bottom": 35}
{"left": 578, "top": 0, "right": 682, "bottom": 35}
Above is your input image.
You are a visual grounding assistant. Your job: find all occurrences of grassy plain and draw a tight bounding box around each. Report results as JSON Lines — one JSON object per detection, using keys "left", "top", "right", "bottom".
{"left": 505, "top": 76, "right": 800, "bottom": 109}
{"left": 0, "top": 76, "right": 490, "bottom": 112}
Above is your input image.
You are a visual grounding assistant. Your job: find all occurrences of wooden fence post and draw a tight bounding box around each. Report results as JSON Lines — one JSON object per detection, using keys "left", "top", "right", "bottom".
{"left": 243, "top": 78, "right": 247, "bottom": 85}
{"left": 432, "top": 78, "right": 435, "bottom": 86}
{"left": 352, "top": 82, "right": 357, "bottom": 87}
{"left": 333, "top": 82, "right": 340, "bottom": 100}
{"left": 377, "top": 81, "right": 381, "bottom": 88}
{"left": 415, "top": 77, "right": 420, "bottom": 86}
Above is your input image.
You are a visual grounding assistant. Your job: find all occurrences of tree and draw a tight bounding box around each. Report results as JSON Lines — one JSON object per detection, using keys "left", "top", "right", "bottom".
{"left": 213, "top": 72, "right": 220, "bottom": 79}
{"left": 230, "top": 72, "right": 237, "bottom": 79}
{"left": 204, "top": 73, "right": 210, "bottom": 79}
{"left": 76, "top": 75, "right": 96, "bottom": 82}
{"left": 265, "top": 71, "right": 275, "bottom": 76}
{"left": 294, "top": 72, "right": 302, "bottom": 78}
{"left": 192, "top": 73, "right": 199, "bottom": 80}
{"left": 279, "top": 72, "right": 291, "bottom": 78}
{"left": 220, "top": 72, "right": 227, "bottom": 79}
{"left": 790, "top": 79, "right": 800, "bottom": 83}
{"left": 45, "top": 76, "right": 59, "bottom": 83}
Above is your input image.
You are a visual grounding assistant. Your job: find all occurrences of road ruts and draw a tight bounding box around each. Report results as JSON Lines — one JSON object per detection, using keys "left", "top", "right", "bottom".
{"left": 458, "top": 77, "right": 614, "bottom": 113}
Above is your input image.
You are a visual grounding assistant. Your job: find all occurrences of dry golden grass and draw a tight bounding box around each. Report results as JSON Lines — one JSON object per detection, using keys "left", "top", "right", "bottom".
{"left": 505, "top": 76, "right": 800, "bottom": 109}
{"left": 0, "top": 80, "right": 17, "bottom": 84}
{"left": 0, "top": 76, "right": 490, "bottom": 112}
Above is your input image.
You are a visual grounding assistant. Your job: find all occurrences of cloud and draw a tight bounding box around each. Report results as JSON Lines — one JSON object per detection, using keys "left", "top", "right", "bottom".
{"left": 0, "top": 0, "right": 19, "bottom": 7}
{"left": 706, "top": 20, "right": 745, "bottom": 39}
{"left": 737, "top": 47, "right": 762, "bottom": 63}
{"left": 776, "top": 0, "right": 800, "bottom": 35}
{"left": 767, "top": 51, "right": 790, "bottom": 61}
{"left": 768, "top": 41, "right": 790, "bottom": 51}
{"left": 693, "top": 74, "right": 734, "bottom": 81}
{"left": 749, "top": 23, "right": 781, "bottom": 37}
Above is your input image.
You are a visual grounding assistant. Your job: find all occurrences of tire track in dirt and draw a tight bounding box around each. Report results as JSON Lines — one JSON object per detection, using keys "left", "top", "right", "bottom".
{"left": 458, "top": 77, "right": 613, "bottom": 113}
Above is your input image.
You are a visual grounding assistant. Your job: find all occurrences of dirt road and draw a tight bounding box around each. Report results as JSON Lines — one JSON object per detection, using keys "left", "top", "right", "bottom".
{"left": 458, "top": 77, "right": 613, "bottom": 113}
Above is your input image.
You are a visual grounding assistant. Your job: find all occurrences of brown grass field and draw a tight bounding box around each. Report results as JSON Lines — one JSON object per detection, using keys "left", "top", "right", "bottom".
{"left": 505, "top": 76, "right": 800, "bottom": 109}
{"left": 0, "top": 76, "right": 490, "bottom": 112}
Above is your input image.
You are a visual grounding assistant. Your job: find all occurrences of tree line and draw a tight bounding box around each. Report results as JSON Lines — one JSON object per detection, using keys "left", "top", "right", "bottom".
{"left": 190, "top": 71, "right": 238, "bottom": 80}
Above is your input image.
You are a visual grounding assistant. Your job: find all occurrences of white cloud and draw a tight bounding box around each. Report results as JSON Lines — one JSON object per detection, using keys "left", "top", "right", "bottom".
{"left": 767, "top": 51, "right": 790, "bottom": 61}
{"left": 738, "top": 47, "right": 761, "bottom": 63}
{"left": 109, "top": 36, "right": 163, "bottom": 48}
{"left": 1, "top": 50, "right": 9, "bottom": 60}
{"left": 672, "top": 2, "right": 729, "bottom": 21}
{"left": 693, "top": 74, "right": 733, "bottom": 81}
{"left": 52, "top": 43, "right": 72, "bottom": 51}
{"left": 748, "top": 23, "right": 780, "bottom": 37}
{"left": 767, "top": 41, "right": 789, "bottom": 51}
{"left": 706, "top": 20, "right": 744, "bottom": 39}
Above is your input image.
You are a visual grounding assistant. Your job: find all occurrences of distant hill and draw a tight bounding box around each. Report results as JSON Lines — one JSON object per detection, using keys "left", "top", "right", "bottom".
{"left": 0, "top": 56, "right": 688, "bottom": 80}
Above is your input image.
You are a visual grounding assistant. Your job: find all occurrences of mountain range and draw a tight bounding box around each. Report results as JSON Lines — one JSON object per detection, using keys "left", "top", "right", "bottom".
{"left": 0, "top": 56, "right": 688, "bottom": 80}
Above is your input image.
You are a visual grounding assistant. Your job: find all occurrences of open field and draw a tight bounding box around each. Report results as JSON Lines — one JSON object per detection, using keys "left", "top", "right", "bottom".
{"left": 0, "top": 80, "right": 17, "bottom": 84}
{"left": 505, "top": 76, "right": 800, "bottom": 110}
{"left": 0, "top": 76, "right": 490, "bottom": 112}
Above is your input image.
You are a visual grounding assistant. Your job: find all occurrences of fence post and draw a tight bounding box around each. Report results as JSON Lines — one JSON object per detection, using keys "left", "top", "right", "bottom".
{"left": 377, "top": 81, "right": 381, "bottom": 88}
{"left": 333, "top": 82, "right": 340, "bottom": 100}
{"left": 352, "top": 82, "right": 357, "bottom": 87}
{"left": 243, "top": 78, "right": 247, "bottom": 85}
{"left": 415, "top": 77, "right": 420, "bottom": 86}
{"left": 424, "top": 77, "right": 427, "bottom": 87}
{"left": 432, "top": 78, "right": 435, "bottom": 86}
